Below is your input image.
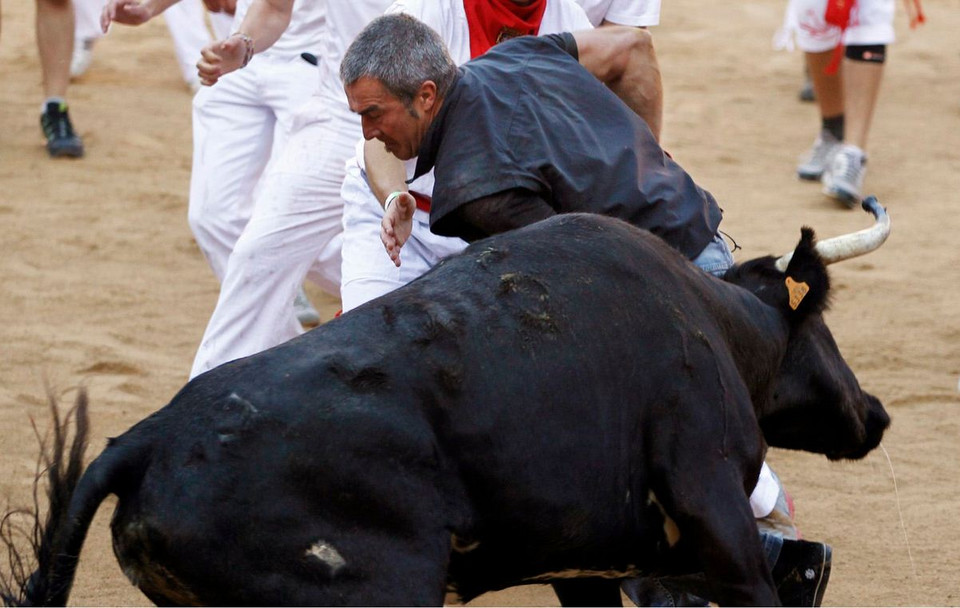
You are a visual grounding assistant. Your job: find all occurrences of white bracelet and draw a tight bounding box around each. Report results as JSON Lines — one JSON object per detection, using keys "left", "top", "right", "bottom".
{"left": 384, "top": 191, "right": 404, "bottom": 212}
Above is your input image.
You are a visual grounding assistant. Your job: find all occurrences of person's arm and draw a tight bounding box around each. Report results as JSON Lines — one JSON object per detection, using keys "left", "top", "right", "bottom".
{"left": 101, "top": 0, "right": 182, "bottom": 30}
{"left": 368, "top": 139, "right": 418, "bottom": 267}
{"left": 440, "top": 189, "right": 556, "bottom": 242}
{"left": 196, "top": 0, "right": 295, "bottom": 86}
{"left": 571, "top": 26, "right": 663, "bottom": 141}
{"left": 382, "top": 187, "right": 555, "bottom": 266}
{"left": 365, "top": 139, "right": 409, "bottom": 206}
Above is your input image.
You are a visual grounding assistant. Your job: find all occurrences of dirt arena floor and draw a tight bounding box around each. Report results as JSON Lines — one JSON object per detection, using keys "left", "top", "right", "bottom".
{"left": 2, "top": 0, "right": 959, "bottom": 605}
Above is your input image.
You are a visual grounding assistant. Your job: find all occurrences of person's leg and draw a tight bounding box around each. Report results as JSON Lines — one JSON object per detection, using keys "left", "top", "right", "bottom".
{"left": 187, "top": 71, "right": 275, "bottom": 281}
{"left": 190, "top": 110, "right": 348, "bottom": 379}
{"left": 207, "top": 10, "right": 234, "bottom": 40}
{"left": 840, "top": 54, "right": 883, "bottom": 151}
{"left": 820, "top": 51, "right": 884, "bottom": 205}
{"left": 806, "top": 50, "right": 844, "bottom": 117}
{"left": 796, "top": 50, "right": 844, "bottom": 180}
{"left": 37, "top": 0, "right": 84, "bottom": 157}
{"left": 37, "top": 0, "right": 72, "bottom": 99}
{"left": 69, "top": 0, "right": 102, "bottom": 77}
{"left": 821, "top": 0, "right": 894, "bottom": 204}
{"left": 690, "top": 232, "right": 734, "bottom": 278}
{"left": 789, "top": 0, "right": 844, "bottom": 181}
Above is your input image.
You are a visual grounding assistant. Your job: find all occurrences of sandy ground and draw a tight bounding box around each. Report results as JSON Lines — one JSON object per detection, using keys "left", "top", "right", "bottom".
{"left": 1, "top": 0, "right": 959, "bottom": 605}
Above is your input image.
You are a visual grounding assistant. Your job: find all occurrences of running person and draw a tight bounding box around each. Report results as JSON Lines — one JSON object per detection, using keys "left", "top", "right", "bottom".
{"left": 780, "top": 0, "right": 903, "bottom": 205}
{"left": 102, "top": 0, "right": 326, "bottom": 323}
{"left": 189, "top": 0, "right": 391, "bottom": 378}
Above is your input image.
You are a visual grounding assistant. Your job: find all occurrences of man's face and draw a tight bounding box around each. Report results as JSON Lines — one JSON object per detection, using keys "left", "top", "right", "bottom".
{"left": 345, "top": 76, "right": 437, "bottom": 161}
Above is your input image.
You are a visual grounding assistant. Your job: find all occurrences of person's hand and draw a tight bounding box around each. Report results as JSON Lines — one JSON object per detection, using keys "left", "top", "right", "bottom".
{"left": 197, "top": 34, "right": 249, "bottom": 86}
{"left": 381, "top": 192, "right": 416, "bottom": 267}
{"left": 902, "top": 0, "right": 925, "bottom": 28}
{"left": 101, "top": 0, "right": 153, "bottom": 32}
{"left": 203, "top": 0, "right": 236, "bottom": 14}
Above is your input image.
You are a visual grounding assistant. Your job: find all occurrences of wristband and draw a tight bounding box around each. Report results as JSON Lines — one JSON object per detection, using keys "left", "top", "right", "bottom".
{"left": 384, "top": 191, "right": 404, "bottom": 212}
{"left": 231, "top": 32, "right": 255, "bottom": 68}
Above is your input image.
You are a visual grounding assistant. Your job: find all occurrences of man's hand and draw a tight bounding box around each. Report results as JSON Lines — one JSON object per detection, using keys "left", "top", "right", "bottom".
{"left": 197, "top": 35, "right": 249, "bottom": 86}
{"left": 101, "top": 0, "right": 154, "bottom": 31}
{"left": 381, "top": 192, "right": 416, "bottom": 267}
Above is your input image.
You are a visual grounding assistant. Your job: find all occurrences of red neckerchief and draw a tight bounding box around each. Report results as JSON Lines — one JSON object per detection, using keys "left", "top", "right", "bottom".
{"left": 463, "top": 0, "right": 548, "bottom": 58}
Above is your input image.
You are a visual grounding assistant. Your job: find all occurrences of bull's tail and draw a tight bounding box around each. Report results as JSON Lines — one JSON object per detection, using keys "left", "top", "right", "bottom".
{"left": 0, "top": 389, "right": 143, "bottom": 607}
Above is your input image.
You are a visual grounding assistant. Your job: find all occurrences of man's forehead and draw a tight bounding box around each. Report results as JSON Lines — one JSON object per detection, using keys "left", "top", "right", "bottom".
{"left": 346, "top": 76, "right": 393, "bottom": 104}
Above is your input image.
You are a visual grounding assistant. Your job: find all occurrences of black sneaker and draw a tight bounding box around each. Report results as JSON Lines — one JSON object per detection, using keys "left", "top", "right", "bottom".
{"left": 772, "top": 539, "right": 832, "bottom": 607}
{"left": 40, "top": 101, "right": 84, "bottom": 158}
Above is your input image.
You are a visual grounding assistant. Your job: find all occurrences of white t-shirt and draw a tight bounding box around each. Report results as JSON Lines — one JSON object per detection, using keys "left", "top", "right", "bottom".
{"left": 316, "top": 1, "right": 396, "bottom": 101}
{"left": 232, "top": 0, "right": 327, "bottom": 59}
{"left": 575, "top": 0, "right": 661, "bottom": 27}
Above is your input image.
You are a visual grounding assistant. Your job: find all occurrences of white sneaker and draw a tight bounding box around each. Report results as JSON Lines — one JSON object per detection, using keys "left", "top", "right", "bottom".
{"left": 796, "top": 130, "right": 841, "bottom": 181}
{"left": 822, "top": 144, "right": 866, "bottom": 208}
{"left": 70, "top": 38, "right": 96, "bottom": 79}
{"left": 294, "top": 288, "right": 321, "bottom": 328}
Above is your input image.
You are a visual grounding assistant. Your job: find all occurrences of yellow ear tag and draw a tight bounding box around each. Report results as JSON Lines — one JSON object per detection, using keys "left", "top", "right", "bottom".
{"left": 785, "top": 276, "right": 810, "bottom": 311}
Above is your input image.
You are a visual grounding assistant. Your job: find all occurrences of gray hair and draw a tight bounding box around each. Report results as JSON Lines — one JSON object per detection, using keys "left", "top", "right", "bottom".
{"left": 340, "top": 13, "right": 458, "bottom": 105}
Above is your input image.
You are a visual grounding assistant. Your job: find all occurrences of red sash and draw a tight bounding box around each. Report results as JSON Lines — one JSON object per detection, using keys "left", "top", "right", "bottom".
{"left": 823, "top": 0, "right": 854, "bottom": 74}
{"left": 463, "top": 0, "right": 547, "bottom": 58}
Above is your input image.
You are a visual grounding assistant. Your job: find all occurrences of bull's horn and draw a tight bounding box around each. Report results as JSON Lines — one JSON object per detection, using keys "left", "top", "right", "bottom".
{"left": 775, "top": 196, "right": 890, "bottom": 272}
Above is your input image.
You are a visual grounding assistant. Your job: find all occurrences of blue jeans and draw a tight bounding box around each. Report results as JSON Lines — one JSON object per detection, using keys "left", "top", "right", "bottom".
{"left": 692, "top": 232, "right": 735, "bottom": 277}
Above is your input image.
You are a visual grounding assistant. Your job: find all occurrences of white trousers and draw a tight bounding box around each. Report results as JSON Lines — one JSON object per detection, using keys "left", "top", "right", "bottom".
{"left": 189, "top": 97, "right": 354, "bottom": 379}
{"left": 187, "top": 53, "right": 319, "bottom": 282}
{"left": 73, "top": 0, "right": 103, "bottom": 42}
{"left": 339, "top": 163, "right": 468, "bottom": 312}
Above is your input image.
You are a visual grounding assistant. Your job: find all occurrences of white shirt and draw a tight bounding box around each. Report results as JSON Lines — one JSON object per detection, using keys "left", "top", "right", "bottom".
{"left": 232, "top": 0, "right": 327, "bottom": 59}
{"left": 316, "top": 1, "right": 396, "bottom": 101}
{"left": 575, "top": 0, "right": 661, "bottom": 27}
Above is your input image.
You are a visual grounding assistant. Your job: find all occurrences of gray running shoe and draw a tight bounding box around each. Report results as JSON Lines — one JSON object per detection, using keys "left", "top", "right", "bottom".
{"left": 294, "top": 288, "right": 321, "bottom": 327}
{"left": 796, "top": 130, "right": 841, "bottom": 181}
{"left": 822, "top": 144, "right": 866, "bottom": 208}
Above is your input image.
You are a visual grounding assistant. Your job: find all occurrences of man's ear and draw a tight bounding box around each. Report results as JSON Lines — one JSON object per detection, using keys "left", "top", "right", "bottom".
{"left": 416, "top": 80, "right": 438, "bottom": 111}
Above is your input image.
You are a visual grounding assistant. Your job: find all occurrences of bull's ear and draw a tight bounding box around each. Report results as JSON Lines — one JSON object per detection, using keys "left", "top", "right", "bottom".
{"left": 781, "top": 227, "right": 831, "bottom": 319}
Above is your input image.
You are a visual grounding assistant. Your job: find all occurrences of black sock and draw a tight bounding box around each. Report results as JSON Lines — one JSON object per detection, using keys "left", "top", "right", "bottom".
{"left": 821, "top": 114, "right": 844, "bottom": 141}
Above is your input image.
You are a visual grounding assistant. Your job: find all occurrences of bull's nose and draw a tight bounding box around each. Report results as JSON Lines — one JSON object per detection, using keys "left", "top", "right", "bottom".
{"left": 864, "top": 395, "right": 890, "bottom": 444}
{"left": 830, "top": 394, "right": 889, "bottom": 461}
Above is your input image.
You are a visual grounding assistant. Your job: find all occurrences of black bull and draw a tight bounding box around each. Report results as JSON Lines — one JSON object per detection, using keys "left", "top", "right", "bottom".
{"left": 4, "top": 212, "right": 889, "bottom": 606}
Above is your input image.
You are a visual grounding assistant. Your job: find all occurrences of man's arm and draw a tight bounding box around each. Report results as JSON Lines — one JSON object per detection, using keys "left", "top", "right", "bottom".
{"left": 365, "top": 139, "right": 409, "bottom": 206}
{"left": 572, "top": 26, "right": 663, "bottom": 141}
{"left": 441, "top": 189, "right": 556, "bottom": 242}
{"left": 101, "top": 0, "right": 182, "bottom": 30}
{"left": 370, "top": 139, "right": 418, "bottom": 267}
{"left": 196, "top": 0, "right": 295, "bottom": 85}
{"left": 382, "top": 187, "right": 555, "bottom": 266}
